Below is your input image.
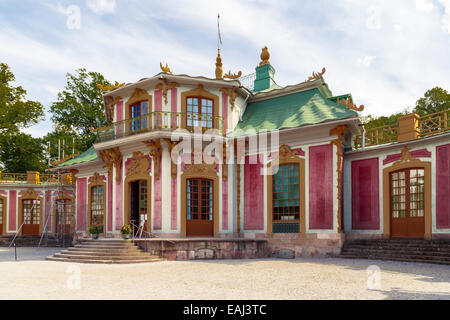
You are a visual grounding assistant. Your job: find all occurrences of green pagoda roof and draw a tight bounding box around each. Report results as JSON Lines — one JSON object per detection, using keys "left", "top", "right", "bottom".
{"left": 56, "top": 146, "right": 98, "bottom": 167}
{"left": 232, "top": 88, "right": 357, "bottom": 135}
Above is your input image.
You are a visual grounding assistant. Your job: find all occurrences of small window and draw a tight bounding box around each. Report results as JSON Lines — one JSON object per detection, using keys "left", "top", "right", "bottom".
{"left": 23, "top": 200, "right": 40, "bottom": 225}
{"left": 91, "top": 186, "right": 105, "bottom": 226}
{"left": 131, "top": 101, "right": 149, "bottom": 131}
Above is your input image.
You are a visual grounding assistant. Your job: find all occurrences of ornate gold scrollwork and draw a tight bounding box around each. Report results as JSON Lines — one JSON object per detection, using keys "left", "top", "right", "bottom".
{"left": 259, "top": 46, "right": 270, "bottom": 66}
{"left": 223, "top": 70, "right": 242, "bottom": 80}
{"left": 99, "top": 147, "right": 123, "bottom": 184}
{"left": 156, "top": 79, "right": 179, "bottom": 105}
{"left": 160, "top": 62, "right": 173, "bottom": 74}
{"left": 337, "top": 97, "right": 365, "bottom": 112}
{"left": 307, "top": 67, "right": 326, "bottom": 81}
{"left": 97, "top": 81, "right": 125, "bottom": 91}
{"left": 144, "top": 139, "right": 162, "bottom": 180}
{"left": 220, "top": 86, "right": 239, "bottom": 111}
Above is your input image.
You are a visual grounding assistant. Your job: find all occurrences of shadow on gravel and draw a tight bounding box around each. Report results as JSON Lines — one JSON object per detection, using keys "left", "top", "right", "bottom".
{"left": 0, "top": 248, "right": 61, "bottom": 262}
{"left": 374, "top": 288, "right": 450, "bottom": 300}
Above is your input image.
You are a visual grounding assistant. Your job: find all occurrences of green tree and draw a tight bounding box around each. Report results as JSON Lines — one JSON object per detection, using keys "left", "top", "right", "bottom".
{"left": 49, "top": 68, "right": 111, "bottom": 151}
{"left": 0, "top": 132, "right": 46, "bottom": 173}
{"left": 361, "top": 108, "right": 411, "bottom": 129}
{"left": 42, "top": 129, "right": 85, "bottom": 161}
{"left": 413, "top": 87, "right": 450, "bottom": 116}
{"left": 0, "top": 63, "right": 44, "bottom": 133}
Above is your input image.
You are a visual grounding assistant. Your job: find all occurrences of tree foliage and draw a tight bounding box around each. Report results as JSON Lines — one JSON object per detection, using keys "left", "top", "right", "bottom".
{"left": 0, "top": 132, "right": 46, "bottom": 173}
{"left": 49, "top": 68, "right": 111, "bottom": 151}
{"left": 0, "top": 63, "right": 44, "bottom": 133}
{"left": 413, "top": 87, "right": 450, "bottom": 116}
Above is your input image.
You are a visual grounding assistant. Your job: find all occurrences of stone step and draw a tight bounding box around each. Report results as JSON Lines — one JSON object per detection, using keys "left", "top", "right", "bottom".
{"left": 341, "top": 250, "right": 450, "bottom": 262}
{"left": 54, "top": 253, "right": 160, "bottom": 261}
{"left": 342, "top": 248, "right": 450, "bottom": 258}
{"left": 67, "top": 248, "right": 142, "bottom": 254}
{"left": 74, "top": 244, "right": 138, "bottom": 250}
{"left": 342, "top": 246, "right": 450, "bottom": 254}
{"left": 345, "top": 240, "right": 450, "bottom": 246}
{"left": 46, "top": 256, "right": 165, "bottom": 264}
{"left": 79, "top": 240, "right": 133, "bottom": 244}
{"left": 59, "top": 250, "right": 152, "bottom": 257}
{"left": 339, "top": 254, "right": 450, "bottom": 266}
{"left": 344, "top": 243, "right": 450, "bottom": 250}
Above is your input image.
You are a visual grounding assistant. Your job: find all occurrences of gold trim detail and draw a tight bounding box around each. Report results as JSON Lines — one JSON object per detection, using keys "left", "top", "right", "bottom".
{"left": 125, "top": 88, "right": 152, "bottom": 120}
{"left": 155, "top": 79, "right": 179, "bottom": 105}
{"left": 307, "top": 67, "right": 326, "bottom": 81}
{"left": 99, "top": 147, "right": 122, "bottom": 184}
{"left": 215, "top": 49, "right": 223, "bottom": 79}
{"left": 330, "top": 125, "right": 350, "bottom": 233}
{"left": 392, "top": 147, "right": 421, "bottom": 167}
{"left": 104, "top": 96, "right": 122, "bottom": 122}
{"left": 18, "top": 189, "right": 43, "bottom": 235}
{"left": 160, "top": 62, "right": 173, "bottom": 74}
{"left": 259, "top": 46, "right": 270, "bottom": 66}
{"left": 224, "top": 70, "right": 242, "bottom": 80}
{"left": 181, "top": 84, "right": 220, "bottom": 128}
{"left": 97, "top": 82, "right": 125, "bottom": 92}
{"left": 144, "top": 140, "right": 162, "bottom": 180}
{"left": 88, "top": 172, "right": 107, "bottom": 231}
{"left": 220, "top": 87, "right": 238, "bottom": 111}
{"left": 337, "top": 97, "right": 365, "bottom": 112}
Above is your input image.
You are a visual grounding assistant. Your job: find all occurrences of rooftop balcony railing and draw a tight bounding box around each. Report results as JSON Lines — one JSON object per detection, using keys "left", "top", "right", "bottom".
{"left": 354, "top": 108, "right": 450, "bottom": 150}
{"left": 0, "top": 171, "right": 74, "bottom": 185}
{"left": 95, "top": 111, "right": 225, "bottom": 143}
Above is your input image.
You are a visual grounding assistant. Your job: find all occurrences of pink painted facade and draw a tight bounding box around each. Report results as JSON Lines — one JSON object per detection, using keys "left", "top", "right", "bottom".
{"left": 243, "top": 155, "right": 264, "bottom": 230}
{"left": 8, "top": 190, "right": 16, "bottom": 231}
{"left": 115, "top": 163, "right": 123, "bottom": 231}
{"left": 153, "top": 158, "right": 162, "bottom": 230}
{"left": 76, "top": 178, "right": 87, "bottom": 232}
{"left": 171, "top": 88, "right": 178, "bottom": 128}
{"left": 171, "top": 178, "right": 177, "bottom": 230}
{"left": 107, "top": 175, "right": 113, "bottom": 232}
{"left": 222, "top": 93, "right": 228, "bottom": 133}
{"left": 222, "top": 179, "right": 228, "bottom": 230}
{"left": 383, "top": 149, "right": 431, "bottom": 165}
{"left": 437, "top": 144, "right": 450, "bottom": 229}
{"left": 351, "top": 158, "right": 379, "bottom": 230}
{"left": 309, "top": 145, "right": 334, "bottom": 230}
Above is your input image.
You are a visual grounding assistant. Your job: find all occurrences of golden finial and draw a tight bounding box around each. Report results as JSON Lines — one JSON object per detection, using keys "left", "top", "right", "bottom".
{"left": 224, "top": 70, "right": 242, "bottom": 80}
{"left": 259, "top": 46, "right": 270, "bottom": 66}
{"left": 160, "top": 62, "right": 173, "bottom": 74}
{"left": 307, "top": 68, "right": 326, "bottom": 81}
{"left": 337, "top": 97, "right": 365, "bottom": 112}
{"left": 97, "top": 81, "right": 125, "bottom": 91}
{"left": 215, "top": 49, "right": 223, "bottom": 79}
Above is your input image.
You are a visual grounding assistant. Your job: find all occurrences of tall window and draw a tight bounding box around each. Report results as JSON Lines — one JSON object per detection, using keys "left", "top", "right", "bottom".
{"left": 23, "top": 200, "right": 40, "bottom": 225}
{"left": 91, "top": 186, "right": 105, "bottom": 226}
{"left": 186, "top": 97, "right": 214, "bottom": 128}
{"left": 131, "top": 101, "right": 149, "bottom": 131}
{"left": 187, "top": 179, "right": 213, "bottom": 221}
{"left": 273, "top": 164, "right": 300, "bottom": 232}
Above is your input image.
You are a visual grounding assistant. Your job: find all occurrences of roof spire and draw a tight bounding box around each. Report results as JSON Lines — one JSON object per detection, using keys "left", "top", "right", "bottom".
{"left": 215, "top": 14, "right": 223, "bottom": 79}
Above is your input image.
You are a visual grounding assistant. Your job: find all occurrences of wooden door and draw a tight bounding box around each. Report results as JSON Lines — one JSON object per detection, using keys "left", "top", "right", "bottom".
{"left": 390, "top": 168, "right": 425, "bottom": 238}
{"left": 0, "top": 199, "right": 4, "bottom": 235}
{"left": 22, "top": 200, "right": 40, "bottom": 235}
{"left": 186, "top": 179, "right": 214, "bottom": 237}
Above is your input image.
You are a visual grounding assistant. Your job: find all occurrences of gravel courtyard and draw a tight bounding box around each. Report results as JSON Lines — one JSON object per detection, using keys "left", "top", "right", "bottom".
{"left": 0, "top": 248, "right": 449, "bottom": 300}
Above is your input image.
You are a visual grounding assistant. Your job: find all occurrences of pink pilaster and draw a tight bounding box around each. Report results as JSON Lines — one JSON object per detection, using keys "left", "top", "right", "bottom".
{"left": 9, "top": 190, "right": 16, "bottom": 231}
{"left": 115, "top": 163, "right": 123, "bottom": 231}
{"left": 222, "top": 179, "right": 228, "bottom": 231}
{"left": 244, "top": 155, "right": 264, "bottom": 230}
{"left": 45, "top": 191, "right": 52, "bottom": 233}
{"left": 437, "top": 144, "right": 450, "bottom": 229}
{"left": 309, "top": 145, "right": 333, "bottom": 230}
{"left": 222, "top": 93, "right": 228, "bottom": 134}
{"left": 107, "top": 175, "right": 113, "bottom": 232}
{"left": 77, "top": 178, "right": 87, "bottom": 231}
{"left": 171, "top": 178, "right": 177, "bottom": 230}
{"left": 153, "top": 158, "right": 162, "bottom": 230}
{"left": 171, "top": 88, "right": 178, "bottom": 129}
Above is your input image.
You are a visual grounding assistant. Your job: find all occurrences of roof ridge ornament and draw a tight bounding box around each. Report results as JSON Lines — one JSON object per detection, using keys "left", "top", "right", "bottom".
{"left": 215, "top": 49, "right": 223, "bottom": 79}
{"left": 307, "top": 67, "right": 326, "bottom": 82}
{"left": 259, "top": 46, "right": 270, "bottom": 66}
{"left": 337, "top": 97, "right": 365, "bottom": 112}
{"left": 223, "top": 70, "right": 242, "bottom": 80}
{"left": 160, "top": 62, "right": 173, "bottom": 74}
{"left": 97, "top": 81, "right": 125, "bottom": 91}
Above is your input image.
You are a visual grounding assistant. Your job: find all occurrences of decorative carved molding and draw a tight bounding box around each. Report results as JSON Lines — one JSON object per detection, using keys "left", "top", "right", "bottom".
{"left": 144, "top": 139, "right": 162, "bottom": 180}
{"left": 97, "top": 82, "right": 125, "bottom": 91}
{"left": 220, "top": 86, "right": 239, "bottom": 111}
{"left": 125, "top": 88, "right": 152, "bottom": 120}
{"left": 330, "top": 125, "right": 350, "bottom": 233}
{"left": 20, "top": 189, "right": 41, "bottom": 199}
{"left": 160, "top": 62, "right": 173, "bottom": 74}
{"left": 222, "top": 144, "right": 229, "bottom": 181}
{"left": 183, "top": 162, "right": 218, "bottom": 177}
{"left": 269, "top": 145, "right": 302, "bottom": 168}
{"left": 392, "top": 147, "right": 422, "bottom": 168}
{"left": 104, "top": 96, "right": 122, "bottom": 122}
{"left": 337, "top": 97, "right": 365, "bottom": 112}
{"left": 156, "top": 78, "right": 179, "bottom": 105}
{"left": 224, "top": 70, "right": 242, "bottom": 80}
{"left": 259, "top": 46, "right": 270, "bottom": 66}
{"left": 88, "top": 172, "right": 106, "bottom": 185}
{"left": 307, "top": 67, "right": 326, "bottom": 82}
{"left": 100, "top": 147, "right": 123, "bottom": 183}
{"left": 126, "top": 153, "right": 151, "bottom": 179}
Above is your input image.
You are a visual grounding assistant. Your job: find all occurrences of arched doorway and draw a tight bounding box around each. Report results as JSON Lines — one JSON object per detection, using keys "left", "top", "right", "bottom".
{"left": 129, "top": 180, "right": 149, "bottom": 236}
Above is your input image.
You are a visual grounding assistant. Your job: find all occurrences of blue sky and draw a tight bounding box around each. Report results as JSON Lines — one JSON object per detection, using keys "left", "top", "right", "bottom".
{"left": 0, "top": 0, "right": 449, "bottom": 138}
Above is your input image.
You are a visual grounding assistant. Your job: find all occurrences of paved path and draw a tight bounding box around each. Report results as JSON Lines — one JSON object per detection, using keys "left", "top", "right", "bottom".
{"left": 0, "top": 248, "right": 449, "bottom": 300}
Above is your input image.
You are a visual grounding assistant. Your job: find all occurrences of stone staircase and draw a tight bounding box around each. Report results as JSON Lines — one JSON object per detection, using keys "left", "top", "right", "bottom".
{"left": 0, "top": 235, "right": 59, "bottom": 247}
{"left": 340, "top": 239, "right": 450, "bottom": 265}
{"left": 46, "top": 239, "right": 165, "bottom": 264}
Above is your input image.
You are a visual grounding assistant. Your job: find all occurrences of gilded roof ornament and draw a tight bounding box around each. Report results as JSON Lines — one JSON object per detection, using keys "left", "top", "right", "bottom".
{"left": 337, "top": 97, "right": 365, "bottom": 112}
{"left": 307, "top": 68, "right": 326, "bottom": 81}
{"left": 259, "top": 46, "right": 270, "bottom": 66}
{"left": 223, "top": 70, "right": 242, "bottom": 80}
{"left": 156, "top": 79, "right": 179, "bottom": 105}
{"left": 160, "top": 62, "right": 173, "bottom": 74}
{"left": 215, "top": 49, "right": 223, "bottom": 79}
{"left": 97, "top": 81, "right": 125, "bottom": 91}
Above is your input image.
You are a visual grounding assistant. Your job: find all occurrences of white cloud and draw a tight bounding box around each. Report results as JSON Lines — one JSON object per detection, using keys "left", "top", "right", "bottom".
{"left": 438, "top": 0, "right": 450, "bottom": 33}
{"left": 415, "top": 0, "right": 434, "bottom": 13}
{"left": 86, "top": 0, "right": 116, "bottom": 15}
{"left": 357, "top": 56, "right": 376, "bottom": 67}
{"left": 366, "top": 5, "right": 382, "bottom": 30}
